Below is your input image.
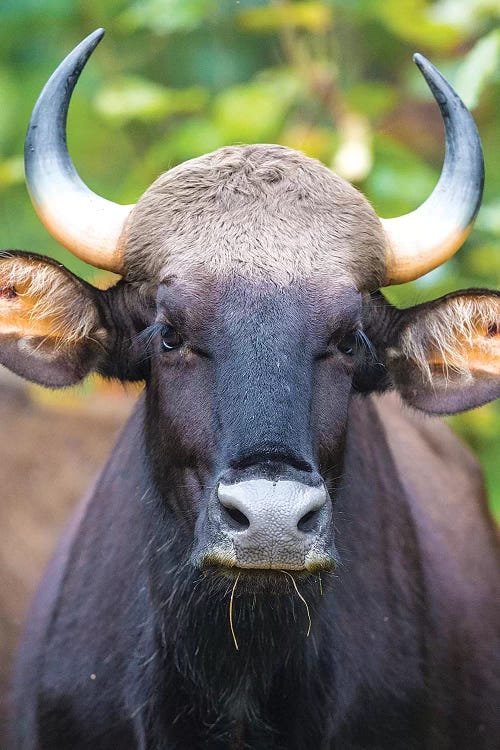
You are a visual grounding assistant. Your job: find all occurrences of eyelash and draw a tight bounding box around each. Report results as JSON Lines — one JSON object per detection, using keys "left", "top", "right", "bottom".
{"left": 317, "top": 329, "right": 375, "bottom": 360}
{"left": 345, "top": 328, "right": 375, "bottom": 357}
{"left": 138, "top": 321, "right": 186, "bottom": 356}
{"left": 138, "top": 322, "right": 163, "bottom": 347}
{"left": 137, "top": 324, "right": 375, "bottom": 361}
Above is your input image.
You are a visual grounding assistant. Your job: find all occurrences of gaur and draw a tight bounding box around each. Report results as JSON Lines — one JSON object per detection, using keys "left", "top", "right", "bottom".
{"left": 2, "top": 29, "right": 499, "bottom": 750}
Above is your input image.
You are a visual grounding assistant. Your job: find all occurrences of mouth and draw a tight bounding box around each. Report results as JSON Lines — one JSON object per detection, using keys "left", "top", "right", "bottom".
{"left": 199, "top": 560, "right": 335, "bottom": 595}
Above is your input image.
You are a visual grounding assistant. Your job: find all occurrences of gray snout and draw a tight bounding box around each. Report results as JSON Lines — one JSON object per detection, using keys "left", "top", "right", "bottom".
{"left": 215, "top": 479, "right": 331, "bottom": 570}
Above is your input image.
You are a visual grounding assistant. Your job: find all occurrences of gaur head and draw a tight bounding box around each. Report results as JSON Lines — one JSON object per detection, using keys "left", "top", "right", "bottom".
{"left": 1, "top": 30, "right": 498, "bottom": 583}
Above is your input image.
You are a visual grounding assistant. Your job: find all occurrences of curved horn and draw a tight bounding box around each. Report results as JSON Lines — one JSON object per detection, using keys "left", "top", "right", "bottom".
{"left": 24, "top": 29, "right": 134, "bottom": 274}
{"left": 381, "top": 54, "right": 484, "bottom": 286}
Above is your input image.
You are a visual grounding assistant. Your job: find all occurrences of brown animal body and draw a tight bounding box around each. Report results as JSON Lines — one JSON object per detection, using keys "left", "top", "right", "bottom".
{"left": 0, "top": 30, "right": 499, "bottom": 749}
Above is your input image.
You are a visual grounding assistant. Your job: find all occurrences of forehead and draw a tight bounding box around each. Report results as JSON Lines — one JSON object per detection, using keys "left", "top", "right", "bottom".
{"left": 156, "top": 275, "right": 363, "bottom": 337}
{"left": 125, "top": 145, "right": 386, "bottom": 291}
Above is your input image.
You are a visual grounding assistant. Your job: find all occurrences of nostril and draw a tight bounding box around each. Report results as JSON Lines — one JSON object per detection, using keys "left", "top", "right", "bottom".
{"left": 297, "top": 508, "right": 321, "bottom": 533}
{"left": 221, "top": 504, "right": 250, "bottom": 531}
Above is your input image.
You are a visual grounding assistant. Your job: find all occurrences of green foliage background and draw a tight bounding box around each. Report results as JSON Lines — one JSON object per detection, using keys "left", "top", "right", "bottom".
{"left": 0, "top": 0, "right": 499, "bottom": 515}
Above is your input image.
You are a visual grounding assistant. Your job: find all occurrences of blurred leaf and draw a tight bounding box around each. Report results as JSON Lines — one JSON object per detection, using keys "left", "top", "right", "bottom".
{"left": 0, "top": 0, "right": 72, "bottom": 19}
{"left": 368, "top": 0, "right": 461, "bottom": 50}
{"left": 431, "top": 0, "right": 500, "bottom": 32}
{"left": 0, "top": 68, "right": 20, "bottom": 150}
{"left": 238, "top": 2, "right": 333, "bottom": 32}
{"left": 345, "top": 82, "right": 398, "bottom": 120}
{"left": 156, "top": 117, "right": 225, "bottom": 163}
{"left": 280, "top": 124, "right": 336, "bottom": 161}
{"left": 454, "top": 29, "right": 500, "bottom": 109}
{"left": 0, "top": 155, "right": 23, "bottom": 188}
{"left": 332, "top": 112, "right": 372, "bottom": 181}
{"left": 121, "top": 0, "right": 217, "bottom": 34}
{"left": 451, "top": 402, "right": 500, "bottom": 442}
{"left": 94, "top": 76, "right": 208, "bottom": 124}
{"left": 463, "top": 242, "right": 500, "bottom": 285}
{"left": 476, "top": 201, "right": 500, "bottom": 236}
{"left": 166, "top": 117, "right": 225, "bottom": 160}
{"left": 213, "top": 73, "right": 298, "bottom": 142}
{"left": 364, "top": 134, "right": 437, "bottom": 217}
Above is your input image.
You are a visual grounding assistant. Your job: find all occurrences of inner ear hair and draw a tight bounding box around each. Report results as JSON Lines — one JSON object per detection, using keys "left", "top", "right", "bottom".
{"left": 0, "top": 252, "right": 103, "bottom": 346}
{"left": 399, "top": 291, "right": 500, "bottom": 381}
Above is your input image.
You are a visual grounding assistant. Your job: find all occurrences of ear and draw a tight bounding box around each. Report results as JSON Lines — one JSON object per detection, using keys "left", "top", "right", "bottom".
{"left": 386, "top": 290, "right": 500, "bottom": 415}
{"left": 0, "top": 252, "right": 109, "bottom": 387}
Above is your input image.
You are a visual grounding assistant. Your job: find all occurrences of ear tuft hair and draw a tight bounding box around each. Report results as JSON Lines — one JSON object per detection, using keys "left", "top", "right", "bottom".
{"left": 0, "top": 253, "right": 101, "bottom": 347}
{"left": 400, "top": 294, "right": 500, "bottom": 382}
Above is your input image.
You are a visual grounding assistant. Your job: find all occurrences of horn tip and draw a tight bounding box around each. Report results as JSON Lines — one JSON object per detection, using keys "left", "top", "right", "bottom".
{"left": 87, "top": 28, "right": 106, "bottom": 46}
{"left": 412, "top": 52, "right": 431, "bottom": 72}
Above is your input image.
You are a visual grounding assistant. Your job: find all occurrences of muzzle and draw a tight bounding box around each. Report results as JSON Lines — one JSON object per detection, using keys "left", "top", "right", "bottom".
{"left": 197, "top": 471, "right": 335, "bottom": 572}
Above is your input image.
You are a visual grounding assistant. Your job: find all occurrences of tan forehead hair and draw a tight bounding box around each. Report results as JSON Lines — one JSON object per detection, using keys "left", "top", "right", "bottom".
{"left": 124, "top": 144, "right": 386, "bottom": 289}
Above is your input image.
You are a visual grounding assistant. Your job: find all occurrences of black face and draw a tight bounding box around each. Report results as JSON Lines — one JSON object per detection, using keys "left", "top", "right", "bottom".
{"left": 142, "top": 276, "right": 374, "bottom": 579}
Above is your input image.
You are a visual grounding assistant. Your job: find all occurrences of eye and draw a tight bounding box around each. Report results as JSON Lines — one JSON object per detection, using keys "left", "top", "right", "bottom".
{"left": 161, "top": 324, "right": 183, "bottom": 351}
{"left": 337, "top": 331, "right": 358, "bottom": 356}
